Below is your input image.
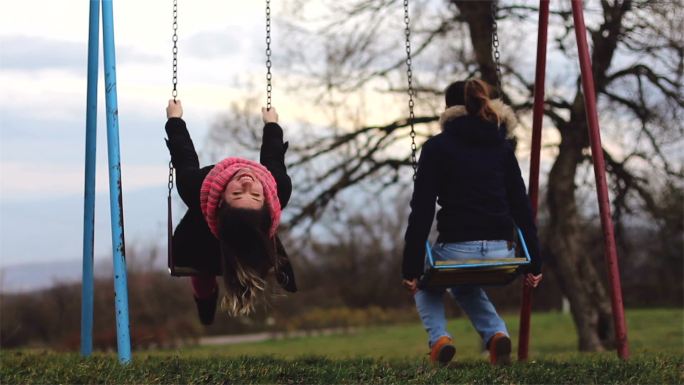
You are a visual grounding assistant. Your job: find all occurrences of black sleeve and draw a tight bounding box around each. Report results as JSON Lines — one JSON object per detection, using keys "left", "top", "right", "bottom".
{"left": 165, "top": 118, "right": 199, "bottom": 170}
{"left": 504, "top": 147, "right": 542, "bottom": 274}
{"left": 402, "top": 139, "right": 439, "bottom": 280}
{"left": 260, "top": 122, "right": 292, "bottom": 208}
{"left": 165, "top": 118, "right": 206, "bottom": 210}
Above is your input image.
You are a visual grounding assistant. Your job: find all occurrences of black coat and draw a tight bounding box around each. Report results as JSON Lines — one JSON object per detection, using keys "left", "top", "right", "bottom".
{"left": 165, "top": 117, "right": 296, "bottom": 292}
{"left": 402, "top": 102, "right": 542, "bottom": 280}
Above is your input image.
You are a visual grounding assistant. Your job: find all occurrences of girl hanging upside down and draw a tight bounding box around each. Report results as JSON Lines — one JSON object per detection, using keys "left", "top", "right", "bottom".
{"left": 165, "top": 99, "right": 296, "bottom": 324}
{"left": 402, "top": 79, "right": 543, "bottom": 365}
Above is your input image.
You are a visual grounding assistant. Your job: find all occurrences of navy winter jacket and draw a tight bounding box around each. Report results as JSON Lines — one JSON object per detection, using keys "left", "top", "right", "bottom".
{"left": 402, "top": 101, "right": 542, "bottom": 280}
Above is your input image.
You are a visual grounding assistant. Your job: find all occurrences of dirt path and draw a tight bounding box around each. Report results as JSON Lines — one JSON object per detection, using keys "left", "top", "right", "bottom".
{"left": 199, "top": 328, "right": 357, "bottom": 346}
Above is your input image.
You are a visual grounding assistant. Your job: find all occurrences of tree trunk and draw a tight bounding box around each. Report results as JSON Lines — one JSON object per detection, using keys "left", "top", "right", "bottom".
{"left": 543, "top": 0, "right": 634, "bottom": 350}
{"left": 546, "top": 114, "right": 615, "bottom": 351}
{"left": 453, "top": 0, "right": 500, "bottom": 93}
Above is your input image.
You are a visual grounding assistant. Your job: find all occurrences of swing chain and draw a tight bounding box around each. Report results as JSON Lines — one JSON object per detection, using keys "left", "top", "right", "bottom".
{"left": 168, "top": 161, "right": 174, "bottom": 195}
{"left": 491, "top": 0, "right": 502, "bottom": 96}
{"left": 172, "top": 0, "right": 178, "bottom": 101}
{"left": 404, "top": 0, "right": 417, "bottom": 181}
{"left": 169, "top": 0, "right": 178, "bottom": 196}
{"left": 265, "top": 0, "right": 272, "bottom": 110}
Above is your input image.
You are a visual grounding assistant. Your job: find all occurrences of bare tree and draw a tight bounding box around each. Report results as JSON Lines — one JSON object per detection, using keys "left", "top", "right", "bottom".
{"left": 209, "top": 0, "right": 683, "bottom": 351}
{"left": 531, "top": 0, "right": 682, "bottom": 351}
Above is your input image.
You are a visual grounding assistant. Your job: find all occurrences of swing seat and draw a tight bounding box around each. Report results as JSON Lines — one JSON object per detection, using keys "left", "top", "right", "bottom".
{"left": 168, "top": 250, "right": 221, "bottom": 277}
{"left": 169, "top": 264, "right": 209, "bottom": 277}
{"left": 418, "top": 228, "right": 531, "bottom": 288}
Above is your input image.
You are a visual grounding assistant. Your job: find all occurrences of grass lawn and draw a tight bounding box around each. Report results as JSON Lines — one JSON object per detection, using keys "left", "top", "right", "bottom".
{"left": 2, "top": 308, "right": 682, "bottom": 384}
{"left": 180, "top": 307, "right": 683, "bottom": 360}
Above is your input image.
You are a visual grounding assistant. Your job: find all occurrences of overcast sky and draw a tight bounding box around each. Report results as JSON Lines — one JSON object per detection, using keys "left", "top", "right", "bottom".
{"left": 0, "top": 1, "right": 296, "bottom": 268}
{"left": 0, "top": 0, "right": 631, "bottom": 273}
{"left": 0, "top": 0, "right": 560, "bottom": 270}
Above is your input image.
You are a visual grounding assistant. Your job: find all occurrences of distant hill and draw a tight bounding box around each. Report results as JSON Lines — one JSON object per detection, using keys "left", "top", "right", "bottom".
{"left": 1, "top": 259, "right": 101, "bottom": 292}
{"left": 0, "top": 185, "right": 179, "bottom": 292}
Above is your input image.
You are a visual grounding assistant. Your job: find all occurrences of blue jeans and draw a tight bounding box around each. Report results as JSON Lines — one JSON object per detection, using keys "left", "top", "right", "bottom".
{"left": 414, "top": 240, "right": 512, "bottom": 348}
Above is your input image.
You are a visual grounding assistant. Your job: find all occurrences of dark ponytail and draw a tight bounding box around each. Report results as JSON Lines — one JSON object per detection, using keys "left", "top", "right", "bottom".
{"left": 216, "top": 204, "right": 276, "bottom": 316}
{"left": 464, "top": 79, "right": 499, "bottom": 124}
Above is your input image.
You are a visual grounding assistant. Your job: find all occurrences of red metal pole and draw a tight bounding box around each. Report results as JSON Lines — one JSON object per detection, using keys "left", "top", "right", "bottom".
{"left": 570, "top": 0, "right": 629, "bottom": 360}
{"left": 518, "top": 0, "right": 549, "bottom": 362}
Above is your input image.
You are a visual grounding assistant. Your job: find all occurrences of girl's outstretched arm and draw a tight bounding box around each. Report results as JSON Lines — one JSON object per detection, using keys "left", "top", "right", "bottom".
{"left": 259, "top": 106, "right": 292, "bottom": 208}
{"left": 165, "top": 99, "right": 205, "bottom": 209}
{"left": 165, "top": 99, "right": 199, "bottom": 169}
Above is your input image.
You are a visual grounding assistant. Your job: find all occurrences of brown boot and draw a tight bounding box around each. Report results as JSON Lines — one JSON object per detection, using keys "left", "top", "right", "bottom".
{"left": 429, "top": 336, "right": 456, "bottom": 365}
{"left": 193, "top": 289, "right": 218, "bottom": 326}
{"left": 488, "top": 332, "right": 511, "bottom": 365}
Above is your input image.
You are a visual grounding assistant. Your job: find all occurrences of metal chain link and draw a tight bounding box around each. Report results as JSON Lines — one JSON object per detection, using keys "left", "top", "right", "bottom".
{"left": 169, "top": 0, "right": 177, "bottom": 194}
{"left": 491, "top": 0, "right": 503, "bottom": 96}
{"left": 404, "top": 0, "right": 417, "bottom": 181}
{"left": 168, "top": 161, "right": 174, "bottom": 194}
{"left": 172, "top": 0, "right": 178, "bottom": 101}
{"left": 265, "top": 0, "right": 272, "bottom": 110}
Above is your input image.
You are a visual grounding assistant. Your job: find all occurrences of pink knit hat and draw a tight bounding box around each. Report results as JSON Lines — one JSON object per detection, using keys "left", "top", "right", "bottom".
{"left": 200, "top": 157, "right": 281, "bottom": 239}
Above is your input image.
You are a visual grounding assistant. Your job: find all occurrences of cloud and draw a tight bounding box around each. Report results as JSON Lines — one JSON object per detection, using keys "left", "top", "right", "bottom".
{"left": 0, "top": 184, "right": 170, "bottom": 269}
{"left": 0, "top": 35, "right": 162, "bottom": 74}
{"left": 184, "top": 29, "right": 242, "bottom": 59}
{"left": 119, "top": 46, "right": 164, "bottom": 64}
{"left": 0, "top": 161, "right": 169, "bottom": 202}
{"left": 0, "top": 35, "right": 85, "bottom": 72}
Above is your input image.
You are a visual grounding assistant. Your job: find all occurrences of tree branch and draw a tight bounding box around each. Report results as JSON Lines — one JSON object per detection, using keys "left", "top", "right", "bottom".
{"left": 289, "top": 115, "right": 438, "bottom": 167}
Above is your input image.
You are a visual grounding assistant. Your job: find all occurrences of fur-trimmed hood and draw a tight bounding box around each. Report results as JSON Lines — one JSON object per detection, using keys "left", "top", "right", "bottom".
{"left": 438, "top": 99, "right": 518, "bottom": 136}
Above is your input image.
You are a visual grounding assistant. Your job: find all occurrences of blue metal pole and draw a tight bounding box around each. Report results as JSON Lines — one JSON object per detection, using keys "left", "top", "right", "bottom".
{"left": 101, "top": 0, "right": 132, "bottom": 363}
{"left": 81, "top": 0, "right": 100, "bottom": 358}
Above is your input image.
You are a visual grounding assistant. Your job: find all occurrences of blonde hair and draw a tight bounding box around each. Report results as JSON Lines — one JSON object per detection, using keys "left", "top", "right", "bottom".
{"left": 464, "top": 79, "right": 500, "bottom": 124}
{"left": 217, "top": 203, "right": 277, "bottom": 317}
{"left": 220, "top": 261, "right": 267, "bottom": 317}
